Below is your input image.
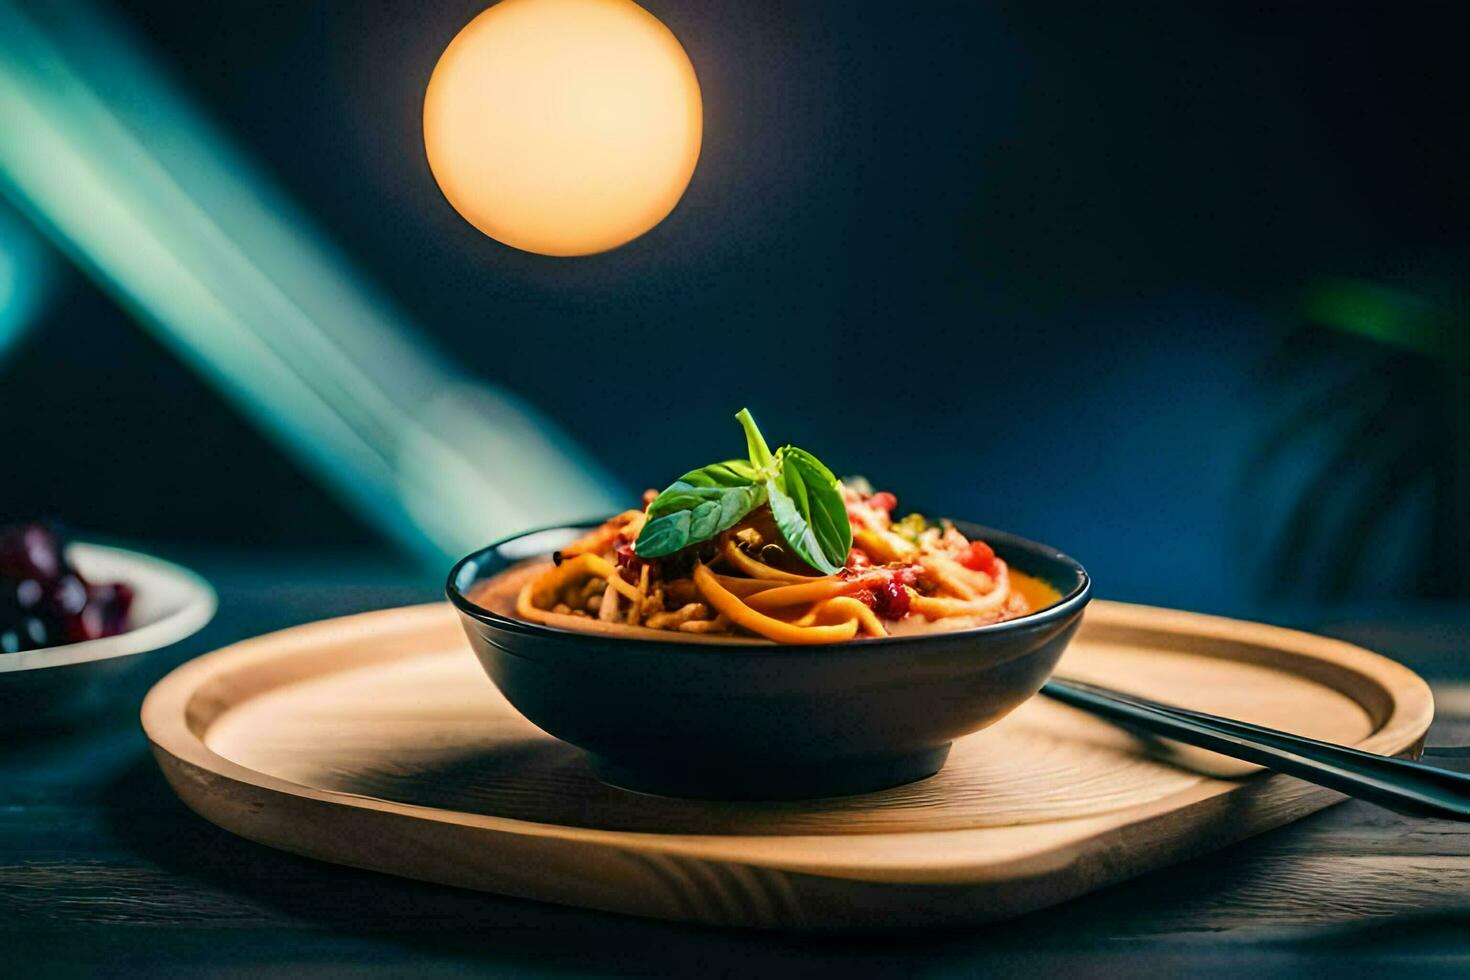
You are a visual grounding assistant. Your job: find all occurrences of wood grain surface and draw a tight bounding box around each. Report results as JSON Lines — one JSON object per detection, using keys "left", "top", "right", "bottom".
{"left": 141, "top": 599, "right": 1433, "bottom": 931}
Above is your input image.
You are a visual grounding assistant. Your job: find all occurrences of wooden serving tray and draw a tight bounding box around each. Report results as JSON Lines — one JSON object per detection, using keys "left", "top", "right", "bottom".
{"left": 142, "top": 600, "right": 1433, "bottom": 932}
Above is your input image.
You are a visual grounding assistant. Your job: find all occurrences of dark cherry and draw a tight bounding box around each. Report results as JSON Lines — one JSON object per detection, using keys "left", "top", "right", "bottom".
{"left": 871, "top": 578, "right": 912, "bottom": 620}
{"left": 0, "top": 523, "right": 132, "bottom": 653}
{"left": 15, "top": 578, "right": 42, "bottom": 609}
{"left": 0, "top": 615, "right": 48, "bottom": 653}
{"left": 0, "top": 523, "right": 63, "bottom": 582}
{"left": 85, "top": 582, "right": 134, "bottom": 638}
{"left": 45, "top": 574, "right": 88, "bottom": 617}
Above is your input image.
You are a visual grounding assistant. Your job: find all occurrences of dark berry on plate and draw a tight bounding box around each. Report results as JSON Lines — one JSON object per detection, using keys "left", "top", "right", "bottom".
{"left": 21, "top": 616, "right": 48, "bottom": 648}
{"left": 0, "top": 524, "right": 63, "bottom": 582}
{"left": 83, "top": 582, "right": 134, "bottom": 639}
{"left": 0, "top": 523, "right": 132, "bottom": 653}
{"left": 15, "top": 578, "right": 42, "bottom": 609}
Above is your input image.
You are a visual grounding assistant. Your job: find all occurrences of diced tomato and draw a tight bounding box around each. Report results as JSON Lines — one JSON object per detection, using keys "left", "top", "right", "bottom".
{"left": 846, "top": 548, "right": 872, "bottom": 570}
{"left": 868, "top": 492, "right": 897, "bottom": 513}
{"left": 960, "top": 540, "right": 996, "bottom": 574}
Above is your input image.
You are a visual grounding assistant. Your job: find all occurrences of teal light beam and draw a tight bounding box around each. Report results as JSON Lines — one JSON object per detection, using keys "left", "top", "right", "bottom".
{"left": 0, "top": 0, "right": 623, "bottom": 563}
{"left": 0, "top": 199, "right": 52, "bottom": 359}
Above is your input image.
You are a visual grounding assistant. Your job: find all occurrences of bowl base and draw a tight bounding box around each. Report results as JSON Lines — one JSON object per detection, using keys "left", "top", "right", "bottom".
{"left": 586, "top": 744, "right": 952, "bottom": 801}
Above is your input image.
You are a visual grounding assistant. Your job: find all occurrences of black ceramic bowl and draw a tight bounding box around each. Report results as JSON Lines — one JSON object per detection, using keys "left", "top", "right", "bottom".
{"left": 447, "top": 520, "right": 1090, "bottom": 800}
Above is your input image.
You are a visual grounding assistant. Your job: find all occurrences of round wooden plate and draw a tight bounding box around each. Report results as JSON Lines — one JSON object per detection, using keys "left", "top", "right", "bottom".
{"left": 142, "top": 600, "right": 1433, "bottom": 932}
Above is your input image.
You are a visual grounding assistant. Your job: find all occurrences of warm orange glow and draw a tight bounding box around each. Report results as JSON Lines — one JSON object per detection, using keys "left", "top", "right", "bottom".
{"left": 423, "top": 0, "right": 703, "bottom": 257}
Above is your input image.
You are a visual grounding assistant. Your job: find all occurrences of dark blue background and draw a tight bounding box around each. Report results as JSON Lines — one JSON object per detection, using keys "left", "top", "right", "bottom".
{"left": 5, "top": 1, "right": 1467, "bottom": 614}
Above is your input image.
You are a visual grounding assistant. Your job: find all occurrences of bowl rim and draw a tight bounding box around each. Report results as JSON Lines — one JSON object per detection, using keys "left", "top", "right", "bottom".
{"left": 446, "top": 517, "right": 1091, "bottom": 652}
{"left": 0, "top": 542, "right": 217, "bottom": 674}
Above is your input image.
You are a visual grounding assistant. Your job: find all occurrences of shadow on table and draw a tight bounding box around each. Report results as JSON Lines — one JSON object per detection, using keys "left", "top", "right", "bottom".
{"left": 101, "top": 754, "right": 1470, "bottom": 974}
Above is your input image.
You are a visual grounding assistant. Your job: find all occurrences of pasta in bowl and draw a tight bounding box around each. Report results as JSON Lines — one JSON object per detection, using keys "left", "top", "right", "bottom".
{"left": 448, "top": 410, "right": 1090, "bottom": 799}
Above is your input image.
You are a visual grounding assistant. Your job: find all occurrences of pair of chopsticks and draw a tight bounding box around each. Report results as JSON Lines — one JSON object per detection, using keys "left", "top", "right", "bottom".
{"left": 1044, "top": 678, "right": 1470, "bottom": 820}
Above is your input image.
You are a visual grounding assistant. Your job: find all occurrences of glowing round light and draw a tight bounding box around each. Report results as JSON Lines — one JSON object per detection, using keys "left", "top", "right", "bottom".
{"left": 423, "top": 0, "right": 703, "bottom": 257}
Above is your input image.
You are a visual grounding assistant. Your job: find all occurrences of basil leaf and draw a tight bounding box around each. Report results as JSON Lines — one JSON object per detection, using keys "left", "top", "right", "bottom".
{"left": 765, "top": 447, "right": 852, "bottom": 574}
{"left": 736, "top": 408, "right": 774, "bottom": 471}
{"left": 633, "top": 409, "right": 852, "bottom": 570}
{"left": 634, "top": 460, "right": 765, "bottom": 558}
{"left": 782, "top": 448, "right": 852, "bottom": 567}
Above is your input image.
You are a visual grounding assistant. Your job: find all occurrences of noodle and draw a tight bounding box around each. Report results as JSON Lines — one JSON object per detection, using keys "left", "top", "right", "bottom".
{"left": 693, "top": 564, "right": 860, "bottom": 644}
{"left": 909, "top": 564, "right": 1012, "bottom": 619}
{"left": 626, "top": 563, "right": 651, "bottom": 625}
{"left": 920, "top": 554, "right": 983, "bottom": 600}
{"left": 811, "top": 596, "right": 888, "bottom": 637}
{"left": 721, "top": 540, "right": 818, "bottom": 582}
{"left": 742, "top": 572, "right": 886, "bottom": 612}
{"left": 504, "top": 483, "right": 1048, "bottom": 644}
{"left": 712, "top": 574, "right": 785, "bottom": 596}
{"left": 580, "top": 554, "right": 640, "bottom": 602}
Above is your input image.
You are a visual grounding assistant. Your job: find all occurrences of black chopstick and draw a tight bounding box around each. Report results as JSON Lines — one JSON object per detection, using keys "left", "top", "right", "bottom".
{"left": 1043, "top": 678, "right": 1470, "bottom": 821}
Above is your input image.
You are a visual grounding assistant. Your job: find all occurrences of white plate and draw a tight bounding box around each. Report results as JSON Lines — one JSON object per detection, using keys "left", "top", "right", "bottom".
{"left": 0, "top": 543, "right": 216, "bottom": 726}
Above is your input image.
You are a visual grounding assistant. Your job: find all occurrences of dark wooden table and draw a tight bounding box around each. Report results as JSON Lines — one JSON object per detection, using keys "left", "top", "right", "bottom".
{"left": 6, "top": 553, "right": 1470, "bottom": 977}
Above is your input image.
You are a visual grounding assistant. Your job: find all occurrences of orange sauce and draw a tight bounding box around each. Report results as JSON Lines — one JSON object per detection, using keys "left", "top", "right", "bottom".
{"left": 1009, "top": 569, "right": 1062, "bottom": 612}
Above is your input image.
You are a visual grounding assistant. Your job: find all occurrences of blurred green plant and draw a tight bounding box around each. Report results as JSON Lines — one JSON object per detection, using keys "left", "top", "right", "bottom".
{"left": 1305, "top": 278, "right": 1470, "bottom": 367}
{"left": 1249, "top": 277, "right": 1470, "bottom": 599}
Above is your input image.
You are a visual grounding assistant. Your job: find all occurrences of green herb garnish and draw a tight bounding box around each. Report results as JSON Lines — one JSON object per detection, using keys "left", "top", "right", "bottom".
{"left": 634, "top": 409, "right": 853, "bottom": 574}
{"left": 633, "top": 459, "right": 764, "bottom": 559}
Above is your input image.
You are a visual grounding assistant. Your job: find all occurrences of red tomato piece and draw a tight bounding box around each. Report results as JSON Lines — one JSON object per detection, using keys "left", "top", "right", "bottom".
{"left": 960, "top": 540, "right": 996, "bottom": 574}
{"left": 868, "top": 492, "right": 897, "bottom": 513}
